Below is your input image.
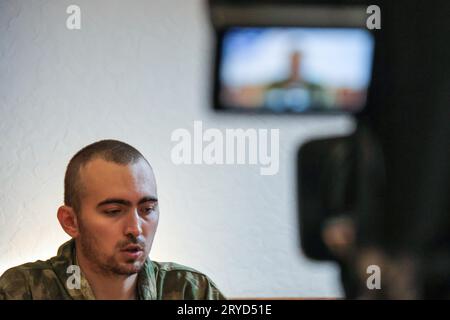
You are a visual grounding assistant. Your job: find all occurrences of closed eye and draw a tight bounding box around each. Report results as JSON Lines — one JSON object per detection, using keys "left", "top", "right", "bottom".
{"left": 141, "top": 205, "right": 157, "bottom": 215}
{"left": 104, "top": 209, "right": 122, "bottom": 215}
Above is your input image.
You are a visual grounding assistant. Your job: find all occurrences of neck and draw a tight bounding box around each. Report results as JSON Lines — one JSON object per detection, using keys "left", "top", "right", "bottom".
{"left": 289, "top": 69, "right": 300, "bottom": 82}
{"left": 75, "top": 246, "right": 139, "bottom": 300}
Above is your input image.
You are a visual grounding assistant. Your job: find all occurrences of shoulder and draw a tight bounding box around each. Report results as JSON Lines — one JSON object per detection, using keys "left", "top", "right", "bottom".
{"left": 153, "top": 261, "right": 204, "bottom": 274}
{"left": 151, "top": 261, "right": 225, "bottom": 300}
{"left": 153, "top": 261, "right": 215, "bottom": 286}
{"left": 0, "top": 261, "right": 48, "bottom": 299}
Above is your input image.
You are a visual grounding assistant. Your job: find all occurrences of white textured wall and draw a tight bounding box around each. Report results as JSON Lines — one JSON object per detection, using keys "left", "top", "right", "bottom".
{"left": 0, "top": 0, "right": 355, "bottom": 298}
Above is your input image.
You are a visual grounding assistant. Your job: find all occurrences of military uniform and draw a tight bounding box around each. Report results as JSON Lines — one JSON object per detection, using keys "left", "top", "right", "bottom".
{"left": 0, "top": 239, "right": 225, "bottom": 300}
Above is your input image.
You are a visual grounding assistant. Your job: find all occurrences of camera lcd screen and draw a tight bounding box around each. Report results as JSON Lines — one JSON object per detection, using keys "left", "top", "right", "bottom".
{"left": 216, "top": 27, "right": 375, "bottom": 113}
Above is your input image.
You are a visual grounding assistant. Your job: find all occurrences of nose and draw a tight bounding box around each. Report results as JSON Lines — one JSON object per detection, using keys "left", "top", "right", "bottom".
{"left": 124, "top": 208, "right": 143, "bottom": 239}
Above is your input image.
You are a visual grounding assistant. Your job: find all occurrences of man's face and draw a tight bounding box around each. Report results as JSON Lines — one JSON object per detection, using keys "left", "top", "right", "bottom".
{"left": 75, "top": 157, "right": 159, "bottom": 276}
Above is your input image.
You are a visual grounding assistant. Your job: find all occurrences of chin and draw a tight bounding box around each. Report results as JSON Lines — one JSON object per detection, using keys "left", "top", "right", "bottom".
{"left": 121, "top": 260, "right": 145, "bottom": 274}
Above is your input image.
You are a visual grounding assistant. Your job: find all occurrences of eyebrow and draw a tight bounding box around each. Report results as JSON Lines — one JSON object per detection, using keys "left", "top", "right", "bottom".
{"left": 96, "top": 196, "right": 158, "bottom": 208}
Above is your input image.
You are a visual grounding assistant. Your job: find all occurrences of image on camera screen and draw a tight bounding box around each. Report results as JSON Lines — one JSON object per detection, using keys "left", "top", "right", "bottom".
{"left": 218, "top": 27, "right": 375, "bottom": 113}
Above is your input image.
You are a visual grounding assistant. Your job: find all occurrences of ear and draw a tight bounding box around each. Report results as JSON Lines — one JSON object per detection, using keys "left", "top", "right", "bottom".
{"left": 57, "top": 205, "right": 80, "bottom": 238}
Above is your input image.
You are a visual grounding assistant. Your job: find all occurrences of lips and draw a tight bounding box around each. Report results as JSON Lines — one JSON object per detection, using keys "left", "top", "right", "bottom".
{"left": 120, "top": 244, "right": 144, "bottom": 259}
{"left": 121, "top": 244, "right": 144, "bottom": 252}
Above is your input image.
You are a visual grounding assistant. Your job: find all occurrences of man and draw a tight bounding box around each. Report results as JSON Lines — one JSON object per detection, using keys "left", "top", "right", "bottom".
{"left": 0, "top": 140, "right": 225, "bottom": 300}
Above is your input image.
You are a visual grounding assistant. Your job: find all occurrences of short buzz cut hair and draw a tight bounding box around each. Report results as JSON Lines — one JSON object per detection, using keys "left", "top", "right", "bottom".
{"left": 64, "top": 139, "right": 149, "bottom": 214}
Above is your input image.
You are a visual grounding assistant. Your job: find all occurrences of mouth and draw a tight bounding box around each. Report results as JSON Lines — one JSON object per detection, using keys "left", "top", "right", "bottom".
{"left": 120, "top": 245, "right": 144, "bottom": 259}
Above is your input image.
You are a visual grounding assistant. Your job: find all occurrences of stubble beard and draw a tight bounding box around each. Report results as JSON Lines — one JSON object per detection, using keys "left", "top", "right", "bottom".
{"left": 78, "top": 222, "right": 147, "bottom": 277}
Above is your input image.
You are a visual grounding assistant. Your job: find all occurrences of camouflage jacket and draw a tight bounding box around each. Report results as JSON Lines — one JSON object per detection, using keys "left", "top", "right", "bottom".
{"left": 0, "top": 239, "right": 225, "bottom": 300}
